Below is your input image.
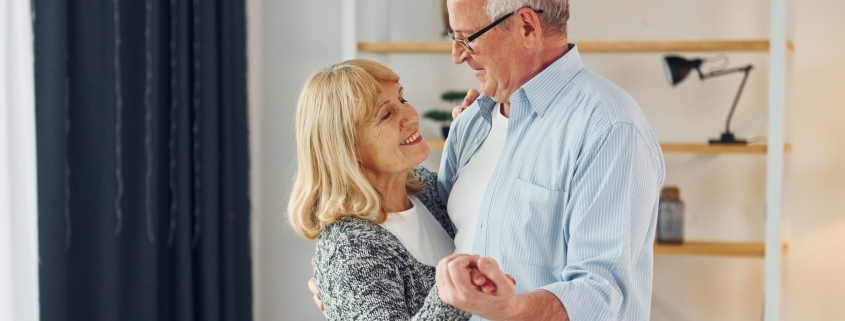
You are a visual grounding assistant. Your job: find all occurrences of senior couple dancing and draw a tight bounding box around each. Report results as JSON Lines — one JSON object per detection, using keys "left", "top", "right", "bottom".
{"left": 288, "top": 0, "right": 665, "bottom": 320}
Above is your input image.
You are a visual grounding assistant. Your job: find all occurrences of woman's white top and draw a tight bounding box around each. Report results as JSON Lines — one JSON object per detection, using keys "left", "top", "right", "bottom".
{"left": 380, "top": 196, "right": 455, "bottom": 266}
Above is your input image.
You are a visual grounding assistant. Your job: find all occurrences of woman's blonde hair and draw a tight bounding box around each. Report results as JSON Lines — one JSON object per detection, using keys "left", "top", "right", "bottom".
{"left": 288, "top": 59, "right": 424, "bottom": 240}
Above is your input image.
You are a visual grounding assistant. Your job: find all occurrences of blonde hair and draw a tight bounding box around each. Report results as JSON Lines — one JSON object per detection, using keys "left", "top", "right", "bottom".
{"left": 288, "top": 59, "right": 425, "bottom": 240}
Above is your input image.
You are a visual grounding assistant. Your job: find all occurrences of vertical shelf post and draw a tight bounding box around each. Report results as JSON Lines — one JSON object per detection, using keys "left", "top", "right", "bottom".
{"left": 765, "top": 0, "right": 787, "bottom": 320}
{"left": 341, "top": 0, "right": 357, "bottom": 60}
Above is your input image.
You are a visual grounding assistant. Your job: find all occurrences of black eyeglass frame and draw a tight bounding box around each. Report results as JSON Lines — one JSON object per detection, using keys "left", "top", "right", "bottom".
{"left": 447, "top": 8, "right": 544, "bottom": 54}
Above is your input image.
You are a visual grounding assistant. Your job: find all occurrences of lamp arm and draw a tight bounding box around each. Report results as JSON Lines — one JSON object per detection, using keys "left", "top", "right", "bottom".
{"left": 723, "top": 67, "right": 752, "bottom": 134}
{"left": 701, "top": 65, "right": 753, "bottom": 79}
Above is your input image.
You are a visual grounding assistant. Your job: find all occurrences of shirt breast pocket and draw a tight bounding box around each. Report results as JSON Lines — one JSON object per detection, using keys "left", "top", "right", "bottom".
{"left": 500, "top": 178, "right": 566, "bottom": 268}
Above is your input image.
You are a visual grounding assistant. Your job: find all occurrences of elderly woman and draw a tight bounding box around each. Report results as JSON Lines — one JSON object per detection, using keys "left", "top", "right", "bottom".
{"left": 288, "top": 59, "right": 471, "bottom": 320}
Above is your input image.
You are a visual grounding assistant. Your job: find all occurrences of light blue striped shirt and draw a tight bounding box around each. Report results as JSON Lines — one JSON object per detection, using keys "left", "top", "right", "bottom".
{"left": 438, "top": 45, "right": 665, "bottom": 321}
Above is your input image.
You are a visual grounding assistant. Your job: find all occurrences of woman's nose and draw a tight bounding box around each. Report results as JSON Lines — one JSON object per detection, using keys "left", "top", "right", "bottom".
{"left": 399, "top": 107, "right": 419, "bottom": 129}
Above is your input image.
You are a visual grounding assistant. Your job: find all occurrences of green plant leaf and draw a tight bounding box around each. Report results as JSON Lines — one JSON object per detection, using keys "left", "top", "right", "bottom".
{"left": 441, "top": 90, "right": 468, "bottom": 102}
{"left": 423, "top": 110, "right": 452, "bottom": 122}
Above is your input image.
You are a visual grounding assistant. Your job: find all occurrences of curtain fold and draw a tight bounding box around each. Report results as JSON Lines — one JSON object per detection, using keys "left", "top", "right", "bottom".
{"left": 34, "top": 0, "right": 251, "bottom": 320}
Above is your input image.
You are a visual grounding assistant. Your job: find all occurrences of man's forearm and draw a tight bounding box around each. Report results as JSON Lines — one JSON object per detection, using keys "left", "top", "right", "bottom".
{"left": 505, "top": 289, "right": 569, "bottom": 321}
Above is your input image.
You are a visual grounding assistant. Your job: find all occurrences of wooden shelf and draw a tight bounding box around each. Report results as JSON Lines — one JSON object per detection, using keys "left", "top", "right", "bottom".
{"left": 360, "top": 42, "right": 452, "bottom": 53}
{"left": 660, "top": 143, "right": 792, "bottom": 154}
{"left": 425, "top": 139, "right": 446, "bottom": 150}
{"left": 425, "top": 140, "right": 792, "bottom": 155}
{"left": 575, "top": 40, "right": 795, "bottom": 53}
{"left": 655, "top": 241, "right": 789, "bottom": 258}
{"left": 359, "top": 40, "right": 794, "bottom": 54}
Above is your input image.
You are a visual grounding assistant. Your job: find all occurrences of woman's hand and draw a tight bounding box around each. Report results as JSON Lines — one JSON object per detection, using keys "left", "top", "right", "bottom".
{"left": 452, "top": 89, "right": 480, "bottom": 119}
{"left": 470, "top": 265, "right": 515, "bottom": 293}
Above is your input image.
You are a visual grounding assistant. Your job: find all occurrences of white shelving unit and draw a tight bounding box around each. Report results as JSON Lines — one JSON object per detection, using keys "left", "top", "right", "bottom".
{"left": 764, "top": 2, "right": 789, "bottom": 320}
{"left": 341, "top": 1, "right": 791, "bottom": 320}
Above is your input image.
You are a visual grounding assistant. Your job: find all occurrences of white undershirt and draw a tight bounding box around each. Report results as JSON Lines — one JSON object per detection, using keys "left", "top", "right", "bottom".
{"left": 448, "top": 105, "right": 509, "bottom": 254}
{"left": 380, "top": 195, "right": 456, "bottom": 266}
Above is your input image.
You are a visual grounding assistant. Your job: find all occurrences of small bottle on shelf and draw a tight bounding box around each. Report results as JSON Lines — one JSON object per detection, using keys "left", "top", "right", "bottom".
{"left": 657, "top": 186, "right": 684, "bottom": 244}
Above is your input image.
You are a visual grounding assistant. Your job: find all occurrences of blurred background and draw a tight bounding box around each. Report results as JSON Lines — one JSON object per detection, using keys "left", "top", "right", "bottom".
{"left": 2, "top": 0, "right": 843, "bottom": 320}
{"left": 250, "top": 0, "right": 844, "bottom": 320}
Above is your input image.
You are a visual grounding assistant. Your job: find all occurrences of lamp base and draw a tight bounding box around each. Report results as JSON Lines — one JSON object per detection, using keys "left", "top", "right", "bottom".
{"left": 709, "top": 132, "right": 747, "bottom": 145}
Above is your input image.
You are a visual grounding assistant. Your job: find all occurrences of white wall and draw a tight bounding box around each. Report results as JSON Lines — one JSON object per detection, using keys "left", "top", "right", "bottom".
{"left": 248, "top": 0, "right": 343, "bottom": 320}
{"left": 785, "top": 0, "right": 845, "bottom": 320}
{"left": 248, "top": 0, "right": 845, "bottom": 320}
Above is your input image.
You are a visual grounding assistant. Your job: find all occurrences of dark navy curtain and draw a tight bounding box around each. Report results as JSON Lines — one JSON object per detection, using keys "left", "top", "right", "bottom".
{"left": 33, "top": 0, "right": 251, "bottom": 320}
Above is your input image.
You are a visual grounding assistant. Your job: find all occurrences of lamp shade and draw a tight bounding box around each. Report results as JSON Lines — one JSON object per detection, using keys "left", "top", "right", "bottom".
{"left": 663, "top": 56, "right": 703, "bottom": 86}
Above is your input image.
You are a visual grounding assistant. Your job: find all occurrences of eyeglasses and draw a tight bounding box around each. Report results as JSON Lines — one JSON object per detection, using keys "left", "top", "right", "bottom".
{"left": 447, "top": 8, "right": 544, "bottom": 54}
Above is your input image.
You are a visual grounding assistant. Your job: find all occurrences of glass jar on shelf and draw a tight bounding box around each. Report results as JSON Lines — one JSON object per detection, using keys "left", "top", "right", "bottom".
{"left": 657, "top": 186, "right": 684, "bottom": 244}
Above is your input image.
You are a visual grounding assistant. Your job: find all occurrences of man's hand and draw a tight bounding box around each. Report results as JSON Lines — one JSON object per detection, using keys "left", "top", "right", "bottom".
{"left": 436, "top": 254, "right": 519, "bottom": 320}
{"left": 308, "top": 256, "right": 324, "bottom": 313}
{"left": 308, "top": 277, "right": 323, "bottom": 312}
{"left": 452, "top": 89, "right": 480, "bottom": 119}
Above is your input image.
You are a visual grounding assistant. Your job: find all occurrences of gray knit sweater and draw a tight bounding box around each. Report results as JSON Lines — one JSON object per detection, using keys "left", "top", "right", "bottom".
{"left": 314, "top": 166, "right": 471, "bottom": 321}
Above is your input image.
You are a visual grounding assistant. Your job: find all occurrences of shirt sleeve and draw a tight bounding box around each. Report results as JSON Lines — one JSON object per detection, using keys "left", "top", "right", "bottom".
{"left": 437, "top": 125, "right": 460, "bottom": 206}
{"left": 316, "top": 237, "right": 470, "bottom": 321}
{"left": 539, "top": 122, "right": 664, "bottom": 321}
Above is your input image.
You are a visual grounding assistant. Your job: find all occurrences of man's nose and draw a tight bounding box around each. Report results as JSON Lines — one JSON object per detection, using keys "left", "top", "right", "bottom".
{"left": 452, "top": 42, "right": 469, "bottom": 64}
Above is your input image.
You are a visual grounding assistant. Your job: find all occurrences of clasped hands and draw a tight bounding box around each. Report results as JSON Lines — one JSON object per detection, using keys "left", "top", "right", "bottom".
{"left": 308, "top": 254, "right": 518, "bottom": 320}
{"left": 436, "top": 254, "right": 518, "bottom": 320}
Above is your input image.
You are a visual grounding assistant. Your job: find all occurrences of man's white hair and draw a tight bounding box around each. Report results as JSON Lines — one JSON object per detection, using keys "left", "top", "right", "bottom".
{"left": 484, "top": 0, "right": 570, "bottom": 36}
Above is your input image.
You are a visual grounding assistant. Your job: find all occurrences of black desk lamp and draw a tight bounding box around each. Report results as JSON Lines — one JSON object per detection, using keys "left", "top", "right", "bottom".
{"left": 663, "top": 56, "right": 753, "bottom": 145}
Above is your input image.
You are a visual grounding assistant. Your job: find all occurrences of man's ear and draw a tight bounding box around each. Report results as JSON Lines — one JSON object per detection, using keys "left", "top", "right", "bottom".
{"left": 515, "top": 8, "right": 542, "bottom": 49}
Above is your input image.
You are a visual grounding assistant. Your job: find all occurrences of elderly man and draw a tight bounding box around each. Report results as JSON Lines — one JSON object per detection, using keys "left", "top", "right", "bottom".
{"left": 435, "top": 0, "right": 665, "bottom": 320}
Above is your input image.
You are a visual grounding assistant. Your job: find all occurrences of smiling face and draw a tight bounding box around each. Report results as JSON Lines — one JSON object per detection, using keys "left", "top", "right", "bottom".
{"left": 448, "top": 0, "right": 526, "bottom": 103}
{"left": 355, "top": 81, "right": 430, "bottom": 180}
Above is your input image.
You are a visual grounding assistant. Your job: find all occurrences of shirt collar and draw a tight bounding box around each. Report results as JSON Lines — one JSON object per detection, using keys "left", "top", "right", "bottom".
{"left": 475, "top": 94, "right": 498, "bottom": 123}
{"left": 517, "top": 43, "right": 583, "bottom": 117}
{"left": 473, "top": 44, "right": 583, "bottom": 118}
